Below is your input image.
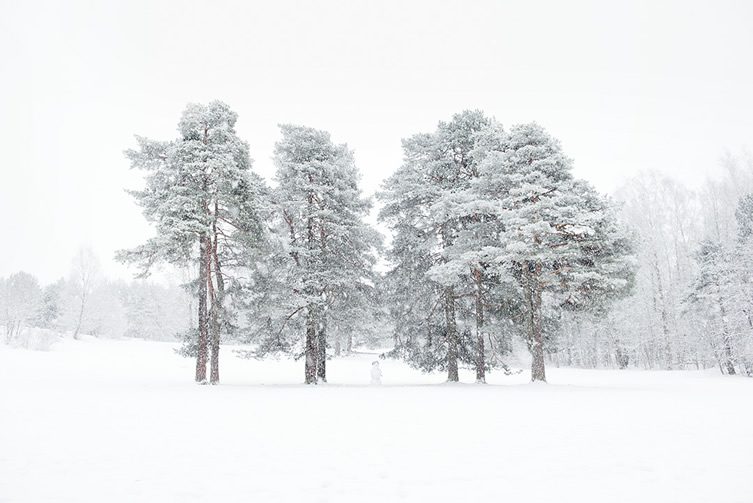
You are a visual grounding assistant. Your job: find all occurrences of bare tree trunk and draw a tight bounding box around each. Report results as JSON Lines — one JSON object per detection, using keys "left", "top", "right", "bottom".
{"left": 316, "top": 215, "right": 328, "bottom": 383}
{"left": 209, "top": 217, "right": 224, "bottom": 385}
{"left": 71, "top": 248, "right": 98, "bottom": 340}
{"left": 718, "top": 294, "right": 736, "bottom": 375}
{"left": 303, "top": 185, "right": 319, "bottom": 384}
{"left": 473, "top": 269, "right": 486, "bottom": 383}
{"left": 525, "top": 263, "right": 546, "bottom": 382}
{"left": 195, "top": 235, "right": 210, "bottom": 383}
{"left": 445, "top": 286, "right": 459, "bottom": 382}
{"left": 73, "top": 295, "right": 85, "bottom": 340}
{"left": 305, "top": 305, "right": 318, "bottom": 384}
{"left": 317, "top": 318, "right": 327, "bottom": 383}
{"left": 615, "top": 345, "right": 629, "bottom": 369}
{"left": 651, "top": 254, "right": 673, "bottom": 369}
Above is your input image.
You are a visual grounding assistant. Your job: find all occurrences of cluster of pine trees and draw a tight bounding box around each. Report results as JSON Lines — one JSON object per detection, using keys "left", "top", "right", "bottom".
{"left": 120, "top": 103, "right": 634, "bottom": 384}
{"left": 7, "top": 102, "right": 751, "bottom": 382}
{"left": 378, "top": 111, "right": 634, "bottom": 382}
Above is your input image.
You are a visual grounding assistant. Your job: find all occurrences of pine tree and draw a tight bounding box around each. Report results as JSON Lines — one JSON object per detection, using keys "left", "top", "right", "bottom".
{"left": 476, "top": 123, "right": 634, "bottom": 381}
{"left": 733, "top": 195, "right": 753, "bottom": 374}
{"left": 37, "top": 278, "right": 65, "bottom": 329}
{"left": 264, "top": 124, "right": 380, "bottom": 384}
{"left": 379, "top": 110, "right": 499, "bottom": 382}
{"left": 118, "top": 101, "right": 267, "bottom": 384}
{"left": 686, "top": 240, "right": 738, "bottom": 374}
{"left": 426, "top": 121, "right": 509, "bottom": 382}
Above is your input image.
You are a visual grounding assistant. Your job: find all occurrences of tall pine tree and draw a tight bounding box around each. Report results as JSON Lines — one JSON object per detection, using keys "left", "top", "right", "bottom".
{"left": 379, "top": 110, "right": 500, "bottom": 382}
{"left": 118, "top": 101, "right": 267, "bottom": 384}
{"left": 265, "top": 125, "right": 380, "bottom": 384}
{"left": 475, "top": 123, "right": 634, "bottom": 381}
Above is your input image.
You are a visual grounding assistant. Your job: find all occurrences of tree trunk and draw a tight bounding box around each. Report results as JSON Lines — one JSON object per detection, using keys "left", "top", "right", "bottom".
{"left": 525, "top": 263, "right": 546, "bottom": 382}
{"left": 195, "top": 235, "right": 210, "bottom": 383}
{"left": 209, "top": 219, "right": 224, "bottom": 385}
{"left": 651, "top": 254, "right": 673, "bottom": 369}
{"left": 305, "top": 305, "right": 318, "bottom": 384}
{"left": 317, "top": 318, "right": 327, "bottom": 383}
{"left": 718, "top": 294, "right": 736, "bottom": 375}
{"left": 473, "top": 269, "right": 486, "bottom": 383}
{"left": 445, "top": 286, "right": 459, "bottom": 382}
{"left": 615, "top": 345, "right": 629, "bottom": 369}
{"left": 73, "top": 290, "right": 86, "bottom": 340}
{"left": 303, "top": 184, "right": 318, "bottom": 384}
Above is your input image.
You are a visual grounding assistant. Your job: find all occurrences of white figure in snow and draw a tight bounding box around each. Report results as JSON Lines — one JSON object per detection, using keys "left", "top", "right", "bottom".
{"left": 370, "top": 361, "right": 382, "bottom": 385}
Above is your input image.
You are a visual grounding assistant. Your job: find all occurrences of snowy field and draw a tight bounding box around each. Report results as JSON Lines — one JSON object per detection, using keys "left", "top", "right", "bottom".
{"left": 1, "top": 338, "right": 752, "bottom": 503}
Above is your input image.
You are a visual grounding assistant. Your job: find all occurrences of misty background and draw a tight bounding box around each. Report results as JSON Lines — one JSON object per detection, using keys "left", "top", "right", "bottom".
{"left": 2, "top": 0, "right": 752, "bottom": 283}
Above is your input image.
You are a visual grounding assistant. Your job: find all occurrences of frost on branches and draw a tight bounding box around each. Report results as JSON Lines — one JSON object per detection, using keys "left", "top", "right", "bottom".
{"left": 117, "top": 101, "right": 268, "bottom": 384}
{"left": 242, "top": 125, "right": 381, "bottom": 384}
{"left": 380, "top": 115, "right": 634, "bottom": 382}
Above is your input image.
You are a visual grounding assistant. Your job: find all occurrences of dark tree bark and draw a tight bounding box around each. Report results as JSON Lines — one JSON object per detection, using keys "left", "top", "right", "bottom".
{"left": 473, "top": 269, "right": 486, "bottom": 383}
{"left": 615, "top": 346, "right": 629, "bottom": 369}
{"left": 445, "top": 286, "right": 459, "bottom": 382}
{"left": 305, "top": 305, "right": 318, "bottom": 384}
{"left": 316, "top": 215, "right": 328, "bottom": 383}
{"left": 209, "top": 213, "right": 225, "bottom": 385}
{"left": 195, "top": 235, "right": 210, "bottom": 383}
{"left": 525, "top": 263, "right": 546, "bottom": 382}
{"left": 316, "top": 318, "right": 327, "bottom": 383}
{"left": 303, "top": 182, "right": 319, "bottom": 384}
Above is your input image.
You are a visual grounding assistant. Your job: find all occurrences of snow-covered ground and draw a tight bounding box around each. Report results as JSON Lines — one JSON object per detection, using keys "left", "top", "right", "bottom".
{"left": 1, "top": 338, "right": 751, "bottom": 502}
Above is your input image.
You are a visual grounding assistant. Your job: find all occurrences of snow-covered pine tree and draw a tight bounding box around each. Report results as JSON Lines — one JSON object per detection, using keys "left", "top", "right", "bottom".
{"left": 733, "top": 194, "right": 753, "bottom": 373}
{"left": 686, "top": 240, "right": 738, "bottom": 374}
{"left": 425, "top": 121, "right": 509, "bottom": 383}
{"left": 476, "top": 123, "right": 634, "bottom": 382}
{"left": 683, "top": 193, "right": 753, "bottom": 376}
{"left": 117, "top": 101, "right": 267, "bottom": 384}
{"left": 326, "top": 272, "right": 386, "bottom": 356}
{"left": 379, "top": 110, "right": 498, "bottom": 382}
{"left": 268, "top": 124, "right": 380, "bottom": 384}
{"left": 37, "top": 278, "right": 65, "bottom": 330}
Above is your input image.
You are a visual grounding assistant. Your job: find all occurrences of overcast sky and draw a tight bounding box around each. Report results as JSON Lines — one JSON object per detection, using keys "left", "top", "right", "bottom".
{"left": 2, "top": 0, "right": 752, "bottom": 283}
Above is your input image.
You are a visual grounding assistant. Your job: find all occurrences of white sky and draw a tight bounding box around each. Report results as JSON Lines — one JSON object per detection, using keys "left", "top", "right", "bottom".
{"left": 2, "top": 0, "right": 752, "bottom": 284}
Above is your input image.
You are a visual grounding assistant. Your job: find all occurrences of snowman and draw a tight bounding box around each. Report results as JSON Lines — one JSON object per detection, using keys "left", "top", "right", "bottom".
{"left": 370, "top": 361, "right": 382, "bottom": 385}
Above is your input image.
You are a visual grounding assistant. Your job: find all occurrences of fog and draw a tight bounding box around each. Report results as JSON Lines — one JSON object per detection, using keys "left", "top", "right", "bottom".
{"left": 2, "top": 0, "right": 752, "bottom": 282}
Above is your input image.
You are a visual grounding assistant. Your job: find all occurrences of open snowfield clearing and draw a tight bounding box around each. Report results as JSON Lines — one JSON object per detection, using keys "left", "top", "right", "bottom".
{"left": 1, "top": 338, "right": 751, "bottom": 503}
